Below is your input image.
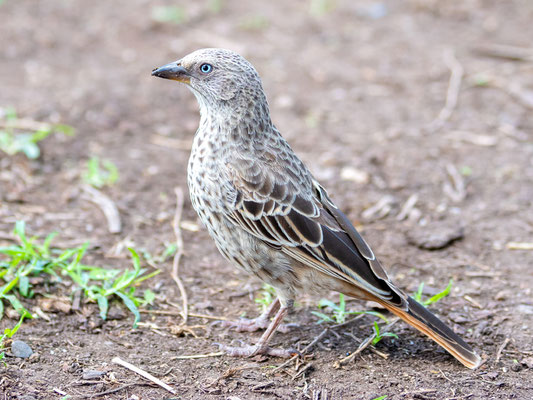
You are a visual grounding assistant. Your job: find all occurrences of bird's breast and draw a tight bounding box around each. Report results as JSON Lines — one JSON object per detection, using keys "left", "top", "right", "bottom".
{"left": 187, "top": 128, "right": 237, "bottom": 217}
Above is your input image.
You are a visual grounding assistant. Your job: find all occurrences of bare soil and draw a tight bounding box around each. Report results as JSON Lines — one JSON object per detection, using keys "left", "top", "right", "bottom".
{"left": 1, "top": 1, "right": 533, "bottom": 399}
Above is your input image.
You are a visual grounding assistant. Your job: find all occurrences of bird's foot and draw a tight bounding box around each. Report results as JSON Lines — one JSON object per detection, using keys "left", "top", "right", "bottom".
{"left": 219, "top": 316, "right": 298, "bottom": 333}
{"left": 215, "top": 342, "right": 297, "bottom": 358}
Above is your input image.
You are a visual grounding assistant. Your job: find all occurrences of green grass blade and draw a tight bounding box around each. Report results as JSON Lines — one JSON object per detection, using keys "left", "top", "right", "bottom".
{"left": 13, "top": 221, "right": 28, "bottom": 245}
{"left": 413, "top": 282, "right": 424, "bottom": 302}
{"left": 115, "top": 292, "right": 140, "bottom": 328}
{"left": 311, "top": 311, "right": 334, "bottom": 323}
{"left": 424, "top": 280, "right": 453, "bottom": 306}
{"left": 96, "top": 295, "right": 108, "bottom": 321}
{"left": 1, "top": 276, "right": 19, "bottom": 296}
{"left": 5, "top": 314, "right": 27, "bottom": 338}
{"left": 143, "top": 289, "right": 156, "bottom": 306}
{"left": 4, "top": 295, "right": 31, "bottom": 318}
{"left": 18, "top": 275, "right": 29, "bottom": 297}
{"left": 132, "top": 269, "right": 161, "bottom": 285}
{"left": 347, "top": 310, "right": 389, "bottom": 323}
{"left": 317, "top": 299, "right": 339, "bottom": 310}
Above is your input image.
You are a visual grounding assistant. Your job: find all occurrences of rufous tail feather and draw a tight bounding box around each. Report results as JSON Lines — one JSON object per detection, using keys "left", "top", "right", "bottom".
{"left": 371, "top": 296, "right": 481, "bottom": 369}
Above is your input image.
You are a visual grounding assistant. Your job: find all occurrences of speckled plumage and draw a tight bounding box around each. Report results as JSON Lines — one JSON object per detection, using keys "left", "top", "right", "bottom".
{"left": 152, "top": 49, "right": 480, "bottom": 368}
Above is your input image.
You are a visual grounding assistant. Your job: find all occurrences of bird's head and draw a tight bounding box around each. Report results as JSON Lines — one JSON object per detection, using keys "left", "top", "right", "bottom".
{"left": 152, "top": 48, "right": 266, "bottom": 112}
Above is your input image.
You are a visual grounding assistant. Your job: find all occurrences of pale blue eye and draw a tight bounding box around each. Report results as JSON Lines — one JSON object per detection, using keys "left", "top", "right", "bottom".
{"left": 200, "top": 63, "right": 213, "bottom": 74}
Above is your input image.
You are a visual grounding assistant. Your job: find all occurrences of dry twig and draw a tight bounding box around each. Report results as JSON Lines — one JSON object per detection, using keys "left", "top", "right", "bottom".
{"left": 495, "top": 337, "right": 510, "bottom": 362}
{"left": 172, "top": 351, "right": 225, "bottom": 360}
{"left": 463, "top": 295, "right": 482, "bottom": 309}
{"left": 472, "top": 43, "right": 533, "bottom": 62}
{"left": 396, "top": 194, "right": 419, "bottom": 221}
{"left": 270, "top": 314, "right": 367, "bottom": 373}
{"left": 506, "top": 242, "right": 533, "bottom": 250}
{"left": 443, "top": 163, "right": 466, "bottom": 203}
{"left": 139, "top": 308, "right": 229, "bottom": 321}
{"left": 0, "top": 118, "right": 51, "bottom": 131}
{"left": 361, "top": 195, "right": 396, "bottom": 221}
{"left": 81, "top": 185, "right": 122, "bottom": 233}
{"left": 336, "top": 319, "right": 398, "bottom": 366}
{"left": 172, "top": 187, "right": 189, "bottom": 324}
{"left": 112, "top": 357, "right": 176, "bottom": 395}
{"left": 344, "top": 331, "right": 389, "bottom": 359}
{"left": 429, "top": 50, "right": 464, "bottom": 132}
{"left": 252, "top": 381, "right": 275, "bottom": 391}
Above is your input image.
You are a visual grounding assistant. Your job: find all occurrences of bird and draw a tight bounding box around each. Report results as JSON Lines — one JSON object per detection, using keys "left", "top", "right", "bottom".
{"left": 151, "top": 48, "right": 481, "bottom": 369}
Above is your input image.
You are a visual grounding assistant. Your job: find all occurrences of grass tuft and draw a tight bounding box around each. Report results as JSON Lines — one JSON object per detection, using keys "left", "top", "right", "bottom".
{"left": 151, "top": 6, "right": 186, "bottom": 24}
{"left": 0, "top": 221, "right": 161, "bottom": 352}
{"left": 82, "top": 156, "right": 119, "bottom": 188}
{"left": 371, "top": 321, "right": 398, "bottom": 345}
{"left": 413, "top": 279, "right": 453, "bottom": 306}
{"left": 255, "top": 283, "right": 276, "bottom": 312}
{"left": 312, "top": 293, "right": 389, "bottom": 324}
{"left": 0, "top": 107, "right": 74, "bottom": 159}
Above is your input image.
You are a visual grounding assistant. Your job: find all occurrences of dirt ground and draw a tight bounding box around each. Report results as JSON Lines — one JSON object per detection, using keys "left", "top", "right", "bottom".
{"left": 1, "top": 0, "right": 533, "bottom": 399}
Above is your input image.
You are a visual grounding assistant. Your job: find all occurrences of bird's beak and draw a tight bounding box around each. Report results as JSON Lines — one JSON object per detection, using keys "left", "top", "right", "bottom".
{"left": 151, "top": 62, "right": 190, "bottom": 84}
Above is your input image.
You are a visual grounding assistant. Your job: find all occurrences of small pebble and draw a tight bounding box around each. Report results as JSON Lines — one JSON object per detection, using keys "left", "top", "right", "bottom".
{"left": 11, "top": 340, "right": 33, "bottom": 358}
{"left": 406, "top": 223, "right": 464, "bottom": 250}
{"left": 340, "top": 166, "right": 369, "bottom": 184}
{"left": 82, "top": 369, "right": 106, "bottom": 380}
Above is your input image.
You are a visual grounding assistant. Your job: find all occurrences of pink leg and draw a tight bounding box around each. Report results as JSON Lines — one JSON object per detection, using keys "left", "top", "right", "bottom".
{"left": 217, "top": 303, "right": 296, "bottom": 358}
{"left": 220, "top": 298, "right": 297, "bottom": 333}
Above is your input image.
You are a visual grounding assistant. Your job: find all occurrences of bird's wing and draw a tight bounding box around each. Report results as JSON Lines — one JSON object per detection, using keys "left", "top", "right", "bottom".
{"left": 226, "top": 155, "right": 407, "bottom": 307}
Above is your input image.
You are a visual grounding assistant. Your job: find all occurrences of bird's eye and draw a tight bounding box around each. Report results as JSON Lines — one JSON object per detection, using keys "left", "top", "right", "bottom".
{"left": 200, "top": 63, "right": 213, "bottom": 74}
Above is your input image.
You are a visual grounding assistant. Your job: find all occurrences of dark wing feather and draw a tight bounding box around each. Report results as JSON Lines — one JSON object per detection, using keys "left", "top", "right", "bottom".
{"left": 227, "top": 155, "right": 406, "bottom": 306}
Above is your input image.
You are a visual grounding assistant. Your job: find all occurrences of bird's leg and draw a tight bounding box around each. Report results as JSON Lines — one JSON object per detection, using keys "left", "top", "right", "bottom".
{"left": 220, "top": 297, "right": 297, "bottom": 333}
{"left": 217, "top": 301, "right": 297, "bottom": 358}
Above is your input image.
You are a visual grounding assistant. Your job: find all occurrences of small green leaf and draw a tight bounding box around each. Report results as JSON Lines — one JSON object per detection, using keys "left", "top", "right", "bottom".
{"left": 31, "top": 127, "right": 52, "bottom": 142}
{"left": 5, "top": 314, "right": 27, "bottom": 338}
{"left": 4, "top": 107, "right": 17, "bottom": 120}
{"left": 143, "top": 289, "right": 156, "bottom": 306}
{"left": 83, "top": 157, "right": 119, "bottom": 188}
{"left": 116, "top": 292, "right": 140, "bottom": 328}
{"left": 372, "top": 321, "right": 398, "bottom": 345}
{"left": 128, "top": 248, "right": 141, "bottom": 270}
{"left": 41, "top": 232, "right": 58, "bottom": 256}
{"left": 151, "top": 6, "right": 186, "bottom": 24}
{"left": 53, "top": 124, "right": 75, "bottom": 136}
{"left": 14, "top": 221, "right": 27, "bottom": 243}
{"left": 208, "top": 0, "right": 223, "bottom": 13}
{"left": 317, "top": 299, "right": 339, "bottom": 310}
{"left": 460, "top": 166, "right": 472, "bottom": 176}
{"left": 21, "top": 141, "right": 40, "bottom": 159}
{"left": 159, "top": 243, "right": 177, "bottom": 261}
{"left": 97, "top": 295, "right": 109, "bottom": 321}
{"left": 413, "top": 282, "right": 424, "bottom": 302}
{"left": 311, "top": 311, "right": 334, "bottom": 323}
{"left": 18, "top": 276, "right": 29, "bottom": 297}
{"left": 424, "top": 280, "right": 453, "bottom": 306}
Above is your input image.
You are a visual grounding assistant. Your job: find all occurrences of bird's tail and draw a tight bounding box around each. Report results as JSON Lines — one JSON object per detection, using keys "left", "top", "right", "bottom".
{"left": 373, "top": 296, "right": 481, "bottom": 369}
